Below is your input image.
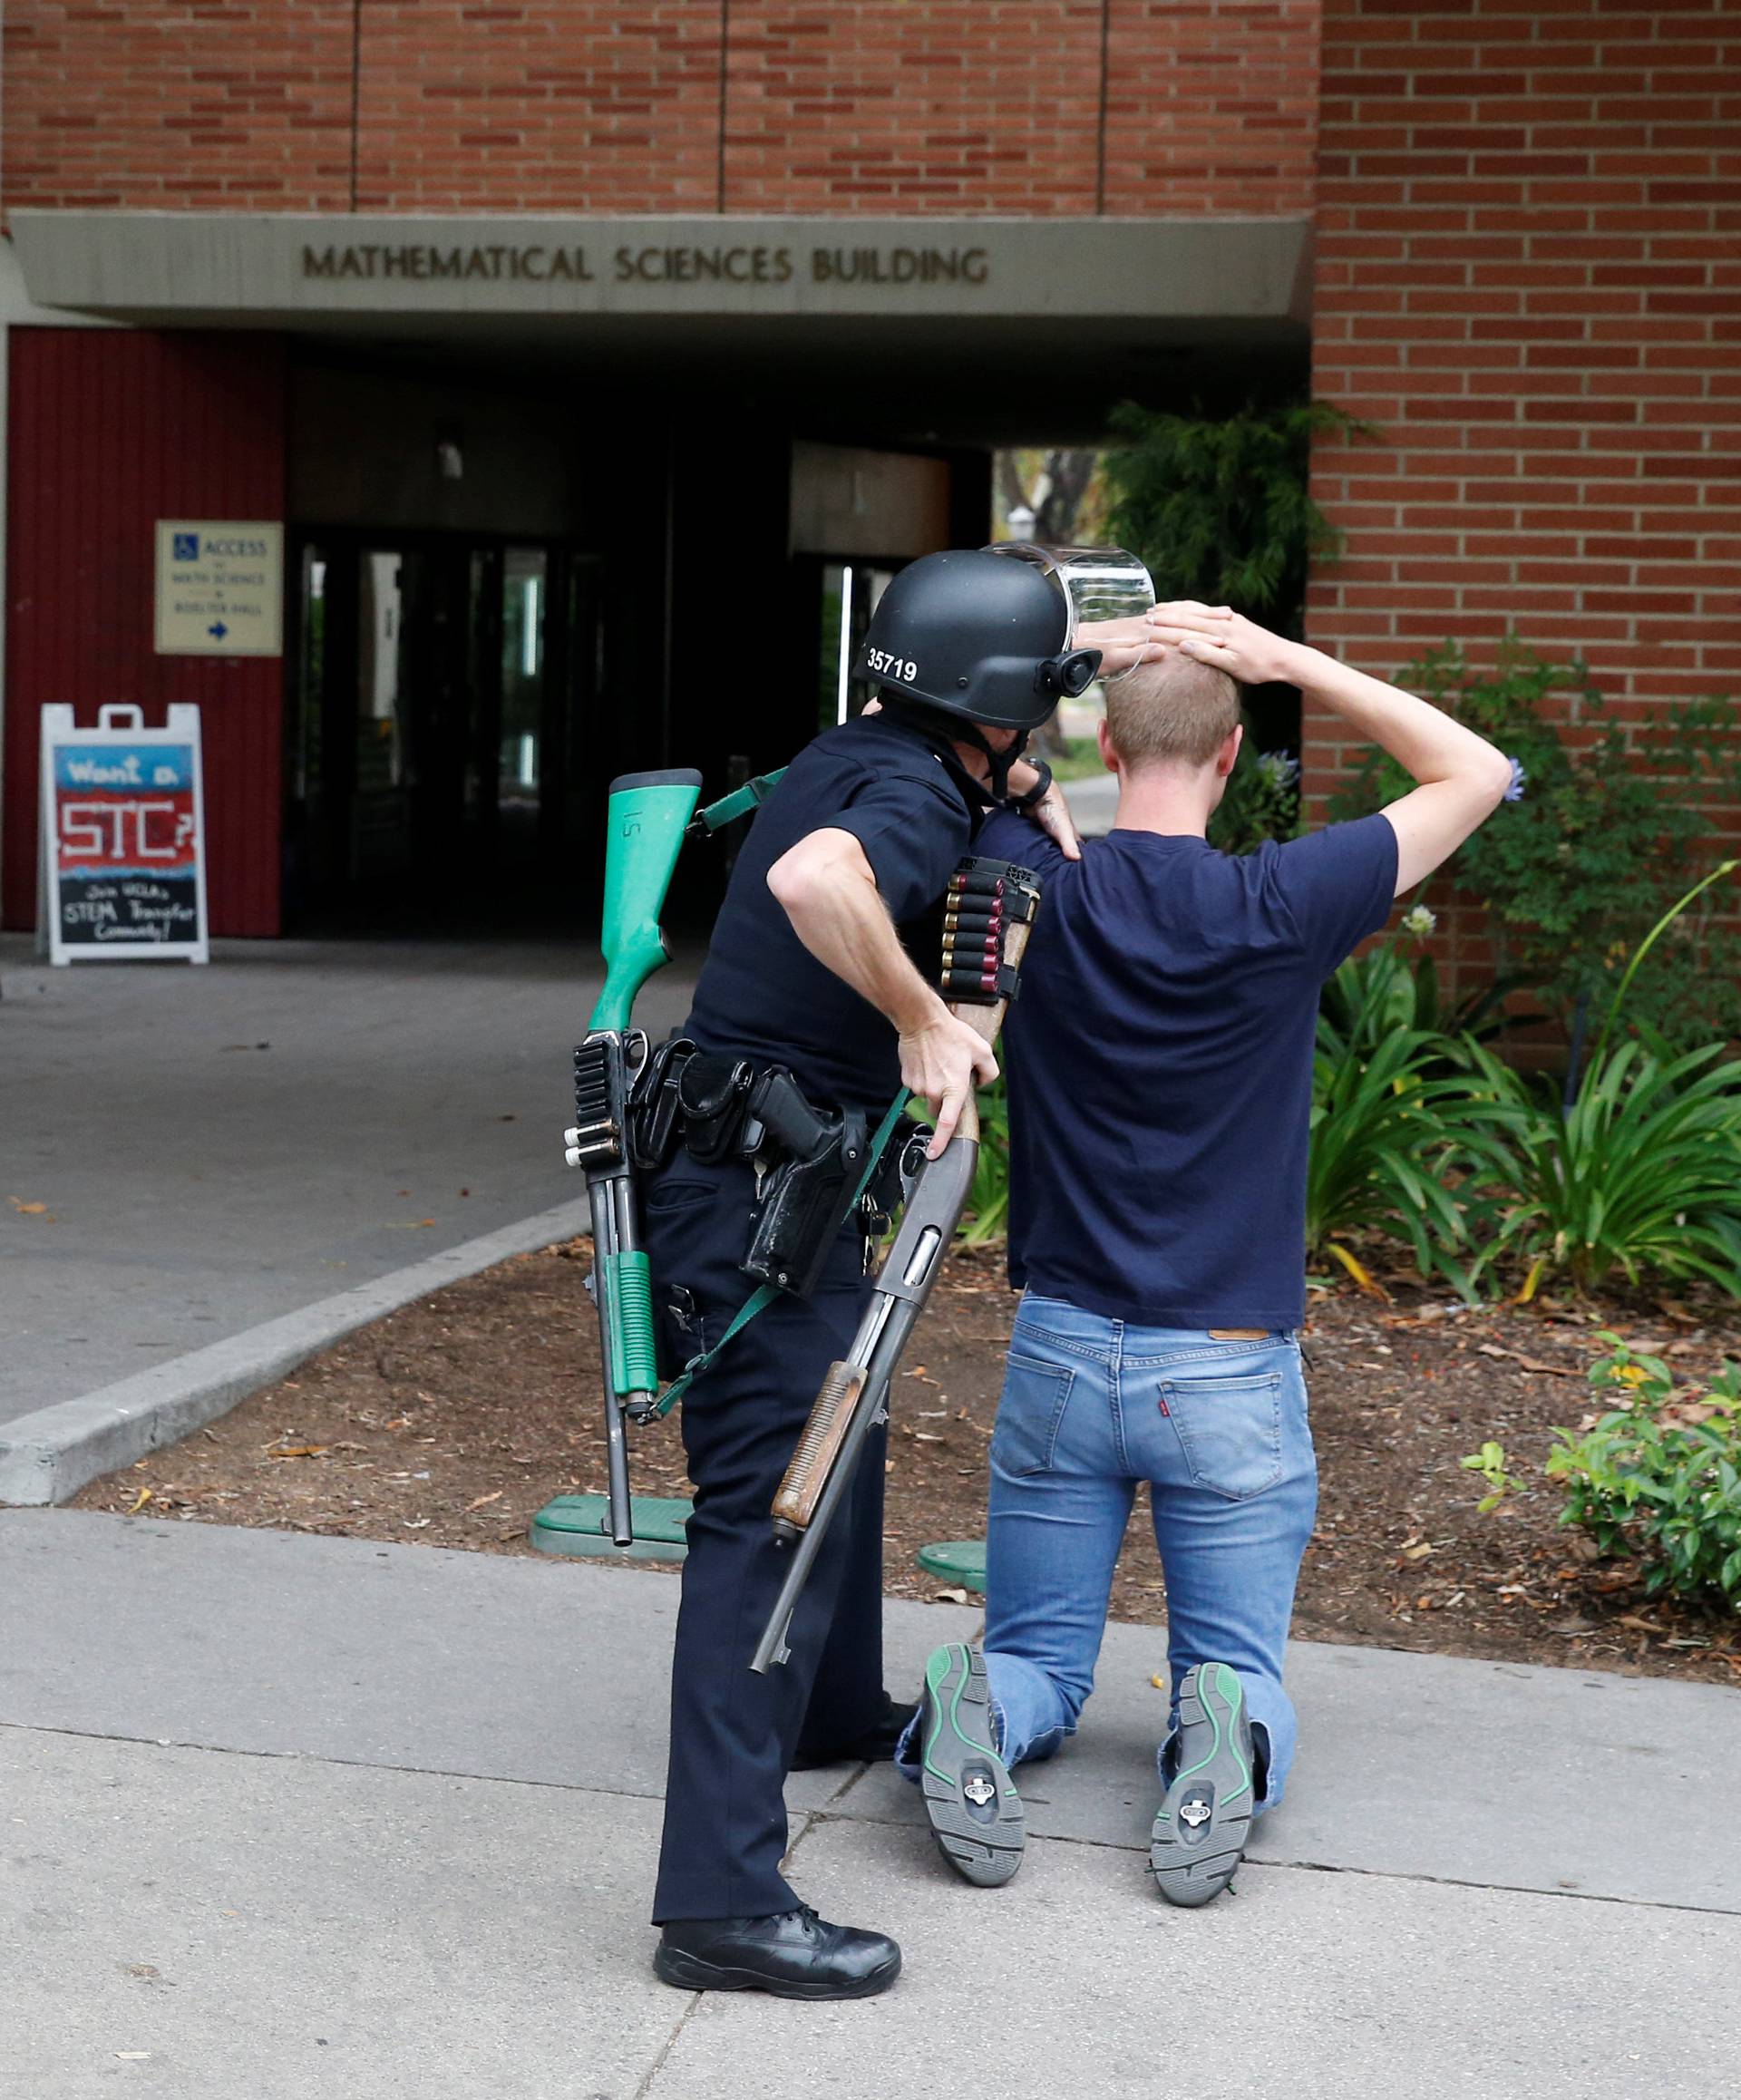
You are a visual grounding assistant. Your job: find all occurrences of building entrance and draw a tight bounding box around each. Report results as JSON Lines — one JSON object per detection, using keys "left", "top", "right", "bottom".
{"left": 285, "top": 530, "right": 600, "bottom": 928}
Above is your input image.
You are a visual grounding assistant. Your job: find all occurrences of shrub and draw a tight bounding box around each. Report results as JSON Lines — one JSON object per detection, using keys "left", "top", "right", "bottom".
{"left": 1547, "top": 1334, "right": 1741, "bottom": 1611}
{"left": 1455, "top": 1033, "right": 1741, "bottom": 1299}
{"left": 1307, "top": 1010, "right": 1482, "bottom": 1293}
{"left": 1209, "top": 746, "right": 1302, "bottom": 857}
{"left": 1319, "top": 940, "right": 1524, "bottom": 1058}
{"left": 1453, "top": 866, "right": 1741, "bottom": 1298}
{"left": 1102, "top": 400, "right": 1363, "bottom": 626}
{"left": 1330, "top": 638, "right": 1741, "bottom": 1049}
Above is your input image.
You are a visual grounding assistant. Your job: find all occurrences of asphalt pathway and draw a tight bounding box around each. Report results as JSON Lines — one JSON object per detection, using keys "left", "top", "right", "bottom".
{"left": 0, "top": 935, "right": 696, "bottom": 1429}
{"left": 3, "top": 1510, "right": 1736, "bottom": 2098}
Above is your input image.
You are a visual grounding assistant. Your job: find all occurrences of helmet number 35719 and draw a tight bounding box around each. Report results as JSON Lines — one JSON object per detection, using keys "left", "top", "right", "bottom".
{"left": 866, "top": 647, "right": 919, "bottom": 683}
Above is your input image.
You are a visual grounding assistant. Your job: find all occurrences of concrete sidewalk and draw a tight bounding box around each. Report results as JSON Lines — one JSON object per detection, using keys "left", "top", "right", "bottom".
{"left": 3, "top": 1509, "right": 1737, "bottom": 2098}
{"left": 0, "top": 934, "right": 696, "bottom": 1431}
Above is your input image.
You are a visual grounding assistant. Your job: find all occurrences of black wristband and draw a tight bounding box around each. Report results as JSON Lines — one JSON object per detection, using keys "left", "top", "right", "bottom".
{"left": 1006, "top": 760, "right": 1054, "bottom": 814}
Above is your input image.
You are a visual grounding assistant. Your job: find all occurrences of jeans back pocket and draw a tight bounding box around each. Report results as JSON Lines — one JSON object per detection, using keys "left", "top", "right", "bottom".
{"left": 1159, "top": 1367, "right": 1284, "bottom": 1501}
{"left": 991, "top": 1353, "right": 1076, "bottom": 1477}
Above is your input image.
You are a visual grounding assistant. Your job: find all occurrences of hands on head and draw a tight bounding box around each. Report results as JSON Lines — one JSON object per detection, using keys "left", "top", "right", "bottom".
{"left": 1075, "top": 604, "right": 1298, "bottom": 688}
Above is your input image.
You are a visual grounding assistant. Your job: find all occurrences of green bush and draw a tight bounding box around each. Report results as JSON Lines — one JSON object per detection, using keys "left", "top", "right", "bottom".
{"left": 1451, "top": 866, "right": 1741, "bottom": 1298}
{"left": 1455, "top": 1032, "right": 1741, "bottom": 1298}
{"left": 1210, "top": 746, "right": 1302, "bottom": 857}
{"left": 1319, "top": 941, "right": 1524, "bottom": 1058}
{"left": 1330, "top": 638, "right": 1741, "bottom": 1048}
{"left": 1547, "top": 1335, "right": 1741, "bottom": 1611}
{"left": 1307, "top": 996, "right": 1483, "bottom": 1293}
{"left": 1102, "top": 400, "right": 1363, "bottom": 627}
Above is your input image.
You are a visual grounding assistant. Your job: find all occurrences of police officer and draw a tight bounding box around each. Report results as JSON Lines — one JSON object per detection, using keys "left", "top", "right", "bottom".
{"left": 646, "top": 548, "right": 1106, "bottom": 1999}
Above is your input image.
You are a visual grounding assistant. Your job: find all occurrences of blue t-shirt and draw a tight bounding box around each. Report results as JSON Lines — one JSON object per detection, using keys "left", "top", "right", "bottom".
{"left": 685, "top": 712, "right": 977, "bottom": 1112}
{"left": 978, "top": 808, "right": 1399, "bottom": 1330}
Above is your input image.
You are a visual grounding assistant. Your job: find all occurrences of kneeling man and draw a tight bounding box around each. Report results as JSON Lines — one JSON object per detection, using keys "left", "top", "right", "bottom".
{"left": 901, "top": 609, "right": 1511, "bottom": 1904}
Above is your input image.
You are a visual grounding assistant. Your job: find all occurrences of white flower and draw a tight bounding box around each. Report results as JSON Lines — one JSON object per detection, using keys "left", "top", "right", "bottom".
{"left": 1401, "top": 904, "right": 1437, "bottom": 938}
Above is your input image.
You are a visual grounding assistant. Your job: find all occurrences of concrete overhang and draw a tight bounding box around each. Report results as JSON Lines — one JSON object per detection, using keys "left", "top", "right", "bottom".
{"left": 7, "top": 212, "right": 1314, "bottom": 442}
{"left": 9, "top": 211, "right": 1313, "bottom": 334}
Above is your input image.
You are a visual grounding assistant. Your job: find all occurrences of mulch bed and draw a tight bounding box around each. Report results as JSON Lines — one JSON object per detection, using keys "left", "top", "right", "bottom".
{"left": 73, "top": 1240, "right": 1741, "bottom": 1687}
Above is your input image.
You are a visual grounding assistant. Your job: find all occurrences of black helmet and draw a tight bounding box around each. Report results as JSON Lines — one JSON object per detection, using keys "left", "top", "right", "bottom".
{"left": 853, "top": 548, "right": 1102, "bottom": 734}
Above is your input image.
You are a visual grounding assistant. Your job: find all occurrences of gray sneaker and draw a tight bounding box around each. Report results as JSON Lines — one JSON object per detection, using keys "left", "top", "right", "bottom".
{"left": 1149, "top": 1662, "right": 1255, "bottom": 1908}
{"left": 915, "top": 1642, "right": 1025, "bottom": 1887}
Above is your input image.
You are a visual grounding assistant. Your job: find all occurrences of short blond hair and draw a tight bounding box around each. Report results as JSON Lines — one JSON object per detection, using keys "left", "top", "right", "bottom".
{"left": 1104, "top": 653, "right": 1240, "bottom": 770}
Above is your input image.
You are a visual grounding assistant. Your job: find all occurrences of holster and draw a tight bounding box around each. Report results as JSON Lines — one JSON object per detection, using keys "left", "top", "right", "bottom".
{"left": 627, "top": 1032, "right": 695, "bottom": 1172}
{"left": 675, "top": 1051, "right": 758, "bottom": 1163}
{"left": 742, "top": 1068, "right": 865, "bottom": 1300}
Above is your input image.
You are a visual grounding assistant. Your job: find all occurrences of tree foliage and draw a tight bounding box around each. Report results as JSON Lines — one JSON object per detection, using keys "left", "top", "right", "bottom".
{"left": 1102, "top": 400, "right": 1365, "bottom": 632}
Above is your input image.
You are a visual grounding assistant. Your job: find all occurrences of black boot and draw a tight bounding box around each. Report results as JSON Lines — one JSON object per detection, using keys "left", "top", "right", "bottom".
{"left": 655, "top": 1906, "right": 901, "bottom": 1999}
{"left": 791, "top": 1689, "right": 917, "bottom": 1771}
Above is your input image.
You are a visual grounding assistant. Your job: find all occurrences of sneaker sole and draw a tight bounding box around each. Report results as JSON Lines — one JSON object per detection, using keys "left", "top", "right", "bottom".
{"left": 1149, "top": 1661, "right": 1253, "bottom": 1909}
{"left": 653, "top": 1943, "right": 900, "bottom": 1999}
{"left": 917, "top": 1642, "right": 1025, "bottom": 1887}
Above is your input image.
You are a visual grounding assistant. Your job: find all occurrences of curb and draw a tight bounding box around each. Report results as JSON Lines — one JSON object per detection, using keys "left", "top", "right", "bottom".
{"left": 0, "top": 1197, "right": 595, "bottom": 1507}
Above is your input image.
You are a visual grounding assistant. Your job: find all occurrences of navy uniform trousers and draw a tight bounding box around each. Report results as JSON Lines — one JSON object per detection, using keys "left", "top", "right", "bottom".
{"left": 641, "top": 1154, "right": 889, "bottom": 1923}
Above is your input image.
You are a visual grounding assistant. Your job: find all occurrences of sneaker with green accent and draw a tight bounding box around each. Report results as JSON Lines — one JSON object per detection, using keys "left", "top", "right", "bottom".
{"left": 916, "top": 1642, "right": 1025, "bottom": 1887}
{"left": 1149, "top": 1661, "right": 1254, "bottom": 1909}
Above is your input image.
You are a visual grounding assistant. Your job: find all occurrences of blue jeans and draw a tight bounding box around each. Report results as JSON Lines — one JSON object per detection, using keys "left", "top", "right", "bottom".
{"left": 903, "top": 1293, "right": 1317, "bottom": 1809}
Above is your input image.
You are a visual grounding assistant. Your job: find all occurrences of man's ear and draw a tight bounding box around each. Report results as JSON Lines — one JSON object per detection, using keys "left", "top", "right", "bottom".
{"left": 1215, "top": 722, "right": 1244, "bottom": 780}
{"left": 1096, "top": 718, "right": 1120, "bottom": 774}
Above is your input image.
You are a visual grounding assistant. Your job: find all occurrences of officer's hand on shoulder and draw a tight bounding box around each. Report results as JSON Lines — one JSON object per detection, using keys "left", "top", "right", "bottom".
{"left": 1005, "top": 758, "right": 1083, "bottom": 861}
{"left": 899, "top": 1007, "right": 999, "bottom": 1158}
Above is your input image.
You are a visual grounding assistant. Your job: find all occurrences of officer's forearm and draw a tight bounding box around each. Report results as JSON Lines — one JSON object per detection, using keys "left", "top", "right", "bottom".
{"left": 766, "top": 826, "right": 948, "bottom": 1037}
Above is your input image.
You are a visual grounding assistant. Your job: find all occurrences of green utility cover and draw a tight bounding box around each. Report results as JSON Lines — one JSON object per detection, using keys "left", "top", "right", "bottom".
{"left": 530, "top": 1493, "right": 692, "bottom": 1563}
{"left": 915, "top": 1539, "right": 987, "bottom": 1593}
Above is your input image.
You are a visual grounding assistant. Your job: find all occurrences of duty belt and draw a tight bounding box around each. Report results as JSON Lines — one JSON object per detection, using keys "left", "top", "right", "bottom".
{"left": 629, "top": 1037, "right": 916, "bottom": 1298}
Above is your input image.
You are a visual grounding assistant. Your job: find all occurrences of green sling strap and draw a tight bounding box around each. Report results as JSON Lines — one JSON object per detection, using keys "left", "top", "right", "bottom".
{"left": 688, "top": 767, "right": 789, "bottom": 837}
{"left": 649, "top": 1084, "right": 912, "bottom": 1417}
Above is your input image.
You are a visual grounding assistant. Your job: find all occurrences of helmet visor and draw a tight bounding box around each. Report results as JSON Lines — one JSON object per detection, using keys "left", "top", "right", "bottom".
{"left": 985, "top": 543, "right": 1156, "bottom": 678}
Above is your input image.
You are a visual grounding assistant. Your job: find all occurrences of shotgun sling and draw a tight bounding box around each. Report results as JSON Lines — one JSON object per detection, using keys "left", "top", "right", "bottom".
{"left": 750, "top": 855, "right": 1043, "bottom": 1675}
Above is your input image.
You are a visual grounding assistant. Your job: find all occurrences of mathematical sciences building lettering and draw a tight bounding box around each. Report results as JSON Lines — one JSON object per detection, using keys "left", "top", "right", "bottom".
{"left": 300, "top": 242, "right": 991, "bottom": 290}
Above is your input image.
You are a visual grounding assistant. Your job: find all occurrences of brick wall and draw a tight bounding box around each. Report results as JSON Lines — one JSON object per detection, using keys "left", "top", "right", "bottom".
{"left": 1104, "top": 0, "right": 1321, "bottom": 216}
{"left": 353, "top": 4, "right": 723, "bottom": 213}
{"left": 1306, "top": 0, "right": 1741, "bottom": 839}
{"left": 2, "top": 1, "right": 355, "bottom": 210}
{"left": 5, "top": 1, "right": 1320, "bottom": 219}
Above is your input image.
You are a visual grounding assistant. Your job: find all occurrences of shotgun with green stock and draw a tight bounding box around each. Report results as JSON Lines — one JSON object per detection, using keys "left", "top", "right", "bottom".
{"left": 563, "top": 768, "right": 703, "bottom": 1547}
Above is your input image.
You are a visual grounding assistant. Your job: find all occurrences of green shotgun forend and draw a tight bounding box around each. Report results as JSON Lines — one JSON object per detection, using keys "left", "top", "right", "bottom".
{"left": 589, "top": 769, "right": 705, "bottom": 1035}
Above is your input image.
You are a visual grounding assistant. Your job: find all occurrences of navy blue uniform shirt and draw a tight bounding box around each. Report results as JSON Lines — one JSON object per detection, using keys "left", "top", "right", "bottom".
{"left": 977, "top": 807, "right": 1398, "bottom": 1330}
{"left": 685, "top": 712, "right": 977, "bottom": 1112}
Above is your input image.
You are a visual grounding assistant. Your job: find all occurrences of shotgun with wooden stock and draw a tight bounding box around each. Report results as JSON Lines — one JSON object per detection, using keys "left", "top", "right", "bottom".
{"left": 749, "top": 852, "right": 1044, "bottom": 1675}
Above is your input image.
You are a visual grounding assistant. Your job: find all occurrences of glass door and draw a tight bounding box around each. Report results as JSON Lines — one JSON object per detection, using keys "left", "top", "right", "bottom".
{"left": 286, "top": 530, "right": 598, "bottom": 925}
